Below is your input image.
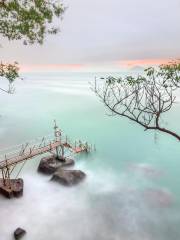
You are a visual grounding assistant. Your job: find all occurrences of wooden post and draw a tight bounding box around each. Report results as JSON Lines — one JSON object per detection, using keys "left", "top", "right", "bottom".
{"left": 4, "top": 157, "right": 11, "bottom": 189}
{"left": 7, "top": 166, "right": 11, "bottom": 189}
{"left": 85, "top": 142, "right": 88, "bottom": 152}
{"left": 61, "top": 145, "right": 65, "bottom": 159}
{"left": 1, "top": 168, "right": 5, "bottom": 185}
{"left": 94, "top": 144, "right": 96, "bottom": 151}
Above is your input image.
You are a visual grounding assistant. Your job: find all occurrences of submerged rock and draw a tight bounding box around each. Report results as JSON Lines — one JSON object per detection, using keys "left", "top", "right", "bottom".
{"left": 51, "top": 169, "right": 86, "bottom": 186}
{"left": 14, "top": 228, "right": 26, "bottom": 240}
{"left": 143, "top": 188, "right": 173, "bottom": 207}
{"left": 128, "top": 163, "right": 163, "bottom": 179}
{"left": 38, "top": 156, "right": 75, "bottom": 174}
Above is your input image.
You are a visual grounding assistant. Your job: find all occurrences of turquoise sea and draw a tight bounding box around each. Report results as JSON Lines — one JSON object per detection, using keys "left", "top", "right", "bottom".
{"left": 0, "top": 72, "right": 180, "bottom": 240}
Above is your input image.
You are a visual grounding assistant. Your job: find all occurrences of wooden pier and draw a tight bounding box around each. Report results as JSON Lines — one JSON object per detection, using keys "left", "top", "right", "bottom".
{"left": 0, "top": 141, "right": 61, "bottom": 170}
{"left": 0, "top": 121, "right": 93, "bottom": 198}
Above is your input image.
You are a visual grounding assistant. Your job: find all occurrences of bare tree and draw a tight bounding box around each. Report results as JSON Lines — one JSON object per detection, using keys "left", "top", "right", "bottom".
{"left": 93, "top": 61, "right": 180, "bottom": 141}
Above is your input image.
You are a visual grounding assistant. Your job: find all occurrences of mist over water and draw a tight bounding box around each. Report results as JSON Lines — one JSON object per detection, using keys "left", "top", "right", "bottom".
{"left": 0, "top": 72, "right": 180, "bottom": 240}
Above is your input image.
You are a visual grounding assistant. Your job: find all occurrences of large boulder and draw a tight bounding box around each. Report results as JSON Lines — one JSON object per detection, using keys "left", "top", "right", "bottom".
{"left": 38, "top": 156, "right": 58, "bottom": 174}
{"left": 14, "top": 228, "right": 26, "bottom": 240}
{"left": 0, "top": 178, "right": 23, "bottom": 199}
{"left": 51, "top": 169, "right": 86, "bottom": 186}
{"left": 38, "top": 156, "right": 75, "bottom": 175}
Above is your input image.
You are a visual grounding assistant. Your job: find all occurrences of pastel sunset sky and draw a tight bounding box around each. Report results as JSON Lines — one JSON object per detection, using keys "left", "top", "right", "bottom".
{"left": 1, "top": 0, "right": 180, "bottom": 72}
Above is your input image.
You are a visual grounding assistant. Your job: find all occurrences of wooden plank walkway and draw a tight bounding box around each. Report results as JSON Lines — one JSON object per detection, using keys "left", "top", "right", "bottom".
{"left": 0, "top": 141, "right": 61, "bottom": 170}
{"left": 0, "top": 122, "right": 93, "bottom": 199}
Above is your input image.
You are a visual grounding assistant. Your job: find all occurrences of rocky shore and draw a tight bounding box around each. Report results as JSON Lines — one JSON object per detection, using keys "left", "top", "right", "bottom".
{"left": 38, "top": 155, "right": 86, "bottom": 186}
{"left": 0, "top": 154, "right": 86, "bottom": 199}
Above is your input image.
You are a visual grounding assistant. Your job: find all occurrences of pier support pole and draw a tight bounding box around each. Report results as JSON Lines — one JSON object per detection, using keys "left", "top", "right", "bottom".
{"left": 1, "top": 169, "right": 5, "bottom": 185}
{"left": 5, "top": 166, "right": 11, "bottom": 189}
{"left": 55, "top": 140, "right": 61, "bottom": 160}
{"left": 61, "top": 145, "right": 65, "bottom": 160}
{"left": 54, "top": 120, "right": 62, "bottom": 161}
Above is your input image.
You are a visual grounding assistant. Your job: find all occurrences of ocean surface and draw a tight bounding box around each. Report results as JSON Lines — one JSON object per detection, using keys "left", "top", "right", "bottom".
{"left": 0, "top": 72, "right": 180, "bottom": 240}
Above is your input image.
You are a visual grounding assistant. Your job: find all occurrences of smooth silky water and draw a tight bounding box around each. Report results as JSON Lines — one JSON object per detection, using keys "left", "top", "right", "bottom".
{"left": 0, "top": 72, "right": 180, "bottom": 240}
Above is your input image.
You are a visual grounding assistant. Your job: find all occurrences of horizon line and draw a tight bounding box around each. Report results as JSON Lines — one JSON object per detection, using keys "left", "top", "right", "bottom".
{"left": 19, "top": 58, "right": 174, "bottom": 72}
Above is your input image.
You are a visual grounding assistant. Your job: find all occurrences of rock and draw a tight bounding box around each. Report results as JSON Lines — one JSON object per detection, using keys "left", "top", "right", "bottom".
{"left": 38, "top": 156, "right": 58, "bottom": 174}
{"left": 0, "top": 178, "right": 23, "bottom": 199}
{"left": 14, "top": 228, "right": 26, "bottom": 240}
{"left": 143, "top": 188, "right": 172, "bottom": 207}
{"left": 60, "top": 158, "right": 75, "bottom": 168}
{"left": 12, "top": 179, "right": 24, "bottom": 198}
{"left": 38, "top": 156, "right": 75, "bottom": 175}
{"left": 128, "top": 163, "right": 163, "bottom": 179}
{"left": 51, "top": 169, "right": 86, "bottom": 186}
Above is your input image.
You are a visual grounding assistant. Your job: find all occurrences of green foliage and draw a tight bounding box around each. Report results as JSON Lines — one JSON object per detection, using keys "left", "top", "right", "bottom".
{"left": 106, "top": 74, "right": 146, "bottom": 86}
{"left": 0, "top": 62, "right": 19, "bottom": 83}
{"left": 158, "top": 61, "right": 180, "bottom": 84}
{"left": 0, "top": 62, "right": 19, "bottom": 93}
{"left": 0, "top": 0, "right": 65, "bottom": 44}
{"left": 0, "top": 0, "right": 65, "bottom": 93}
{"left": 106, "top": 61, "right": 180, "bottom": 88}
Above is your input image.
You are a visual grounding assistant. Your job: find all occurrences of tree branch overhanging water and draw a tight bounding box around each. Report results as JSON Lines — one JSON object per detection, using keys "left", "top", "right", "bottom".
{"left": 92, "top": 61, "right": 180, "bottom": 141}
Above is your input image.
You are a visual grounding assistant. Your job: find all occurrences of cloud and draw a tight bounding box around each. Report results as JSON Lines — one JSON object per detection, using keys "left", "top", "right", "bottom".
{"left": 20, "top": 64, "right": 84, "bottom": 72}
{"left": 1, "top": 0, "right": 180, "bottom": 68}
{"left": 19, "top": 58, "right": 176, "bottom": 72}
{"left": 117, "top": 59, "right": 172, "bottom": 68}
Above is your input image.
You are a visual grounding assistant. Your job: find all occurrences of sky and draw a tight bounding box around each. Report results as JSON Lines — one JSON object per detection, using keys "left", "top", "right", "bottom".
{"left": 1, "top": 0, "right": 180, "bottom": 72}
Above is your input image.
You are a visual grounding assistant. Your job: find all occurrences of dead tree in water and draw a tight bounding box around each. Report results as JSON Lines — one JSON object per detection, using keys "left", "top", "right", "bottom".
{"left": 93, "top": 61, "right": 180, "bottom": 141}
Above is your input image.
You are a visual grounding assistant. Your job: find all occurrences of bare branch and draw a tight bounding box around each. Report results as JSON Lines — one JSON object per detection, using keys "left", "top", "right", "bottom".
{"left": 93, "top": 61, "right": 180, "bottom": 141}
